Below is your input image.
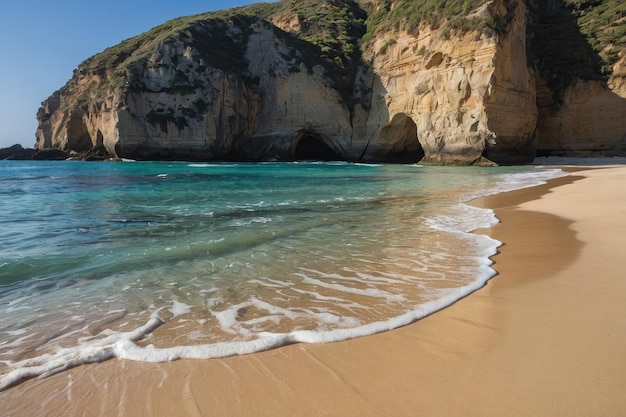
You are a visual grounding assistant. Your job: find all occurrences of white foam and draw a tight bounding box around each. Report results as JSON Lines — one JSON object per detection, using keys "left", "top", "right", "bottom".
{"left": 0, "top": 334, "right": 37, "bottom": 349}
{"left": 14, "top": 275, "right": 486, "bottom": 369}
{"left": 430, "top": 203, "right": 499, "bottom": 233}
{"left": 352, "top": 162, "right": 383, "bottom": 167}
{"left": 0, "top": 254, "right": 493, "bottom": 392}
{"left": 295, "top": 273, "right": 406, "bottom": 303}
{"left": 187, "top": 163, "right": 238, "bottom": 168}
{"left": 0, "top": 317, "right": 164, "bottom": 391}
{"left": 471, "top": 168, "right": 567, "bottom": 200}
{"left": 230, "top": 216, "right": 273, "bottom": 226}
{"left": 425, "top": 168, "right": 566, "bottom": 247}
{"left": 169, "top": 301, "right": 191, "bottom": 318}
{"left": 3, "top": 329, "right": 28, "bottom": 337}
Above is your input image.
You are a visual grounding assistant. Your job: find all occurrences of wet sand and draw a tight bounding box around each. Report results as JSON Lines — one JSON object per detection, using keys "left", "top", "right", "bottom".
{"left": 2, "top": 165, "right": 626, "bottom": 416}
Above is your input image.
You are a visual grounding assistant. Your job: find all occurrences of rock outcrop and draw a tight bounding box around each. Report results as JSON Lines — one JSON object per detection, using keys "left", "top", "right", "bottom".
{"left": 35, "top": 0, "right": 626, "bottom": 164}
{"left": 0, "top": 144, "right": 72, "bottom": 161}
{"left": 0, "top": 144, "right": 35, "bottom": 160}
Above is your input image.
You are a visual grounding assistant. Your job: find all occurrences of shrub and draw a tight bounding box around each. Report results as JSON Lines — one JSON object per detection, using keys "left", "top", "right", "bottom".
{"left": 378, "top": 38, "right": 397, "bottom": 55}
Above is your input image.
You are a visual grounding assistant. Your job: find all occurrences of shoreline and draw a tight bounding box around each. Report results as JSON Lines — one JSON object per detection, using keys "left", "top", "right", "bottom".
{"left": 2, "top": 165, "right": 626, "bottom": 416}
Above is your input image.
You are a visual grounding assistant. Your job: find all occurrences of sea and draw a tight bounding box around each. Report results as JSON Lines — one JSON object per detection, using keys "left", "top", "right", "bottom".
{"left": 0, "top": 160, "right": 564, "bottom": 389}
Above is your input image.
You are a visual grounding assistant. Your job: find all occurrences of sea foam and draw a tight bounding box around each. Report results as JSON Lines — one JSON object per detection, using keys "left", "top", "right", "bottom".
{"left": 0, "top": 273, "right": 490, "bottom": 391}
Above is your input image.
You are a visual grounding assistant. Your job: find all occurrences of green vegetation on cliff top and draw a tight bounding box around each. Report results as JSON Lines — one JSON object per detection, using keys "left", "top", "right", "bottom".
{"left": 567, "top": 0, "right": 626, "bottom": 69}
{"left": 79, "top": 0, "right": 505, "bottom": 77}
{"left": 80, "top": 9, "right": 266, "bottom": 77}
{"left": 361, "top": 0, "right": 497, "bottom": 44}
{"left": 80, "top": 1, "right": 366, "bottom": 89}
{"left": 76, "top": 0, "right": 624, "bottom": 95}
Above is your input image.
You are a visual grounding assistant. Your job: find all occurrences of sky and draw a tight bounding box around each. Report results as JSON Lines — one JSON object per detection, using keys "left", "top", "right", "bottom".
{"left": 0, "top": 0, "right": 269, "bottom": 149}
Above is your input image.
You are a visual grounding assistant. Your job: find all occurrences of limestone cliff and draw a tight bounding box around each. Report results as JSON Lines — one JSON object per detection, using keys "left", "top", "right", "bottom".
{"left": 364, "top": 0, "right": 537, "bottom": 164}
{"left": 37, "top": 10, "right": 371, "bottom": 162}
{"left": 35, "top": 0, "right": 626, "bottom": 164}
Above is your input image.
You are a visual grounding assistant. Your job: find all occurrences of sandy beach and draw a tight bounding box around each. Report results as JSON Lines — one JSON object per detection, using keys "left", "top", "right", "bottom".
{"left": 2, "top": 164, "right": 626, "bottom": 416}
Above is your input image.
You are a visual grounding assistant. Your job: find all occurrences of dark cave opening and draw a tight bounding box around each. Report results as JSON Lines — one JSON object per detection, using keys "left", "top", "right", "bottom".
{"left": 379, "top": 113, "right": 424, "bottom": 163}
{"left": 294, "top": 133, "right": 343, "bottom": 161}
{"left": 68, "top": 111, "right": 93, "bottom": 152}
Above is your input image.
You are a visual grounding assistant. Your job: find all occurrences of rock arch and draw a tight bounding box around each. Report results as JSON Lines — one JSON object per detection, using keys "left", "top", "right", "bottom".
{"left": 379, "top": 113, "right": 424, "bottom": 163}
{"left": 294, "top": 131, "right": 343, "bottom": 161}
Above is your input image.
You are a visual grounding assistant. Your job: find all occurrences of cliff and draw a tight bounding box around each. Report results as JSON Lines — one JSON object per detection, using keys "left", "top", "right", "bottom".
{"left": 527, "top": 0, "right": 626, "bottom": 156}
{"left": 35, "top": 0, "right": 626, "bottom": 164}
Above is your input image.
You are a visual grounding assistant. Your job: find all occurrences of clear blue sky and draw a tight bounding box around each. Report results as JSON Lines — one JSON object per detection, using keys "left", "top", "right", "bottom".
{"left": 0, "top": 0, "right": 270, "bottom": 148}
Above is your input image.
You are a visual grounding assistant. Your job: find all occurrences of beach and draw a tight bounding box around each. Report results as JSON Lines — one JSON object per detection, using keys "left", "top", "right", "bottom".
{"left": 2, "top": 164, "right": 626, "bottom": 416}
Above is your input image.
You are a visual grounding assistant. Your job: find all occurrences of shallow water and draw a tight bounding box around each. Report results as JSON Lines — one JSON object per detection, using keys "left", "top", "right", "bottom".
{"left": 0, "top": 160, "right": 564, "bottom": 388}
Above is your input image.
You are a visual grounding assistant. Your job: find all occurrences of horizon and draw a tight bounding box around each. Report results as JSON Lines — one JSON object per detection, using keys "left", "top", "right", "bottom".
{"left": 0, "top": 0, "right": 272, "bottom": 149}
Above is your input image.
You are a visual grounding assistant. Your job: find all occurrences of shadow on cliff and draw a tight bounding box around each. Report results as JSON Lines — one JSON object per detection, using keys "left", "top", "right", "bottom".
{"left": 356, "top": 74, "right": 425, "bottom": 163}
{"left": 526, "top": 0, "right": 626, "bottom": 156}
{"left": 526, "top": 0, "right": 606, "bottom": 103}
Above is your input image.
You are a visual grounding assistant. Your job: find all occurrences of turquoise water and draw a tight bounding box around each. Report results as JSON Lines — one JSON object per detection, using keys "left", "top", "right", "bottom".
{"left": 0, "top": 160, "right": 563, "bottom": 388}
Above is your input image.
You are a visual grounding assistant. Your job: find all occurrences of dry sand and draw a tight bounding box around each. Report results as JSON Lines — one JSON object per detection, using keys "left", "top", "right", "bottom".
{"left": 2, "top": 165, "right": 626, "bottom": 416}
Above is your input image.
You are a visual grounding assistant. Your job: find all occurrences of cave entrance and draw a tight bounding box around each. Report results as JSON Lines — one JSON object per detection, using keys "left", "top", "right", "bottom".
{"left": 68, "top": 110, "right": 93, "bottom": 152}
{"left": 294, "top": 132, "right": 343, "bottom": 161}
{"left": 379, "top": 113, "right": 424, "bottom": 163}
{"left": 95, "top": 129, "right": 104, "bottom": 147}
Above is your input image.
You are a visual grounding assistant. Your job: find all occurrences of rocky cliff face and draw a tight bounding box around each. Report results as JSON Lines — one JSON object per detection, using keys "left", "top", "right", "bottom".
{"left": 37, "top": 13, "right": 370, "bottom": 162}
{"left": 532, "top": 50, "right": 626, "bottom": 156}
{"left": 364, "top": 0, "right": 537, "bottom": 164}
{"left": 535, "top": 69, "right": 626, "bottom": 156}
{"left": 35, "top": 0, "right": 626, "bottom": 164}
{"left": 526, "top": 0, "right": 626, "bottom": 156}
